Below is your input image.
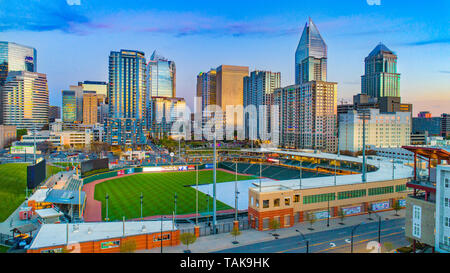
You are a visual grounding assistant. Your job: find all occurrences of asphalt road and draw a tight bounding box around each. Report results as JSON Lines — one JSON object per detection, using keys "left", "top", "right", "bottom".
{"left": 216, "top": 217, "right": 407, "bottom": 253}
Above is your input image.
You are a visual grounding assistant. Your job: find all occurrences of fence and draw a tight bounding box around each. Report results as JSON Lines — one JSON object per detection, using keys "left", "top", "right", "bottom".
{"left": 0, "top": 233, "right": 13, "bottom": 246}
{"left": 178, "top": 219, "right": 250, "bottom": 237}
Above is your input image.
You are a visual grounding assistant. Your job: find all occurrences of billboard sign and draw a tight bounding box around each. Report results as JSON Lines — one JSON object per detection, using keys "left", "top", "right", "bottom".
{"left": 126, "top": 168, "right": 134, "bottom": 175}
{"left": 372, "top": 201, "right": 390, "bottom": 212}
{"left": 204, "top": 164, "right": 213, "bottom": 169}
{"left": 27, "top": 159, "right": 46, "bottom": 190}
{"left": 100, "top": 240, "right": 120, "bottom": 249}
{"left": 342, "top": 206, "right": 362, "bottom": 216}
{"left": 314, "top": 210, "right": 330, "bottom": 220}
{"left": 178, "top": 166, "right": 188, "bottom": 171}
{"left": 117, "top": 170, "right": 125, "bottom": 176}
{"left": 143, "top": 167, "right": 163, "bottom": 172}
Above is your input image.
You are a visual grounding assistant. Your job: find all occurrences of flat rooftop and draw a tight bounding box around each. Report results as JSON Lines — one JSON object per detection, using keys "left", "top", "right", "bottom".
{"left": 29, "top": 220, "right": 176, "bottom": 250}
{"left": 247, "top": 148, "right": 413, "bottom": 191}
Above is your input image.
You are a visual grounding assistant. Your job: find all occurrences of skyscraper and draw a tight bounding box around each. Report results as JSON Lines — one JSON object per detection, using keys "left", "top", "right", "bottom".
{"left": 148, "top": 97, "right": 186, "bottom": 138}
{"left": 276, "top": 18, "right": 337, "bottom": 152}
{"left": 62, "top": 90, "right": 77, "bottom": 123}
{"left": 48, "top": 106, "right": 61, "bottom": 123}
{"left": 197, "top": 69, "right": 217, "bottom": 113}
{"left": 243, "top": 70, "right": 281, "bottom": 139}
{"left": 361, "top": 43, "right": 400, "bottom": 98}
{"left": 79, "top": 81, "right": 108, "bottom": 103}
{"left": 83, "top": 91, "right": 98, "bottom": 125}
{"left": 0, "top": 42, "right": 37, "bottom": 124}
{"left": 295, "top": 18, "right": 327, "bottom": 85}
{"left": 147, "top": 51, "right": 176, "bottom": 98}
{"left": 107, "top": 49, "right": 147, "bottom": 145}
{"left": 2, "top": 71, "right": 49, "bottom": 130}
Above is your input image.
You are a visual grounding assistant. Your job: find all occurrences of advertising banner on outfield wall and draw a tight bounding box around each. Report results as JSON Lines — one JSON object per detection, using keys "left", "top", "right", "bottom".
{"left": 143, "top": 167, "right": 163, "bottom": 172}
{"left": 371, "top": 201, "right": 390, "bottom": 211}
{"left": 117, "top": 170, "right": 125, "bottom": 176}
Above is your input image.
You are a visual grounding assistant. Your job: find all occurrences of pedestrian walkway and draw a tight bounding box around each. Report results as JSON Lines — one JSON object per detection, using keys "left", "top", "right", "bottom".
{"left": 138, "top": 209, "right": 405, "bottom": 253}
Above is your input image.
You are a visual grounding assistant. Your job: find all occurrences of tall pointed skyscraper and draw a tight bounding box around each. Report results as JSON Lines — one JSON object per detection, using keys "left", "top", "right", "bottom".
{"left": 295, "top": 18, "right": 327, "bottom": 85}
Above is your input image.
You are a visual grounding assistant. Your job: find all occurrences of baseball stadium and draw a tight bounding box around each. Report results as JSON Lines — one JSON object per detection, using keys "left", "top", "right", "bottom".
{"left": 12, "top": 148, "right": 413, "bottom": 253}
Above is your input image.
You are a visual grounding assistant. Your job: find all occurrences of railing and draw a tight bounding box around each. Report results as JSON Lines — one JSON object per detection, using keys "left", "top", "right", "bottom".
{"left": 178, "top": 220, "right": 250, "bottom": 237}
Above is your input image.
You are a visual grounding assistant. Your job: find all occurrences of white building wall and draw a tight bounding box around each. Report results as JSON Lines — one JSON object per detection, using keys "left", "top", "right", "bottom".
{"left": 339, "top": 109, "right": 411, "bottom": 152}
{"left": 436, "top": 165, "right": 450, "bottom": 253}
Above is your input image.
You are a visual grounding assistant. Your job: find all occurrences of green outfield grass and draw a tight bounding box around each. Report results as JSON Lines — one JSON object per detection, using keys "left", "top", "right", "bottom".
{"left": 0, "top": 245, "right": 9, "bottom": 253}
{"left": 0, "top": 163, "right": 62, "bottom": 222}
{"left": 93, "top": 170, "right": 254, "bottom": 221}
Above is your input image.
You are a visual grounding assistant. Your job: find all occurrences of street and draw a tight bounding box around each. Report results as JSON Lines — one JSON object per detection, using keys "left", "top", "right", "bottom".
{"left": 216, "top": 218, "right": 407, "bottom": 253}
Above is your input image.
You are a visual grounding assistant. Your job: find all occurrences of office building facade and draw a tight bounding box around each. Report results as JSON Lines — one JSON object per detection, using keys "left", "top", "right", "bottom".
{"left": 295, "top": 18, "right": 327, "bottom": 85}
{"left": 243, "top": 70, "right": 281, "bottom": 140}
{"left": 147, "top": 51, "right": 176, "bottom": 98}
{"left": 339, "top": 109, "right": 411, "bottom": 152}
{"left": 2, "top": 71, "right": 48, "bottom": 130}
{"left": 82, "top": 91, "right": 98, "bottom": 125}
{"left": 48, "top": 106, "right": 61, "bottom": 123}
{"left": 148, "top": 96, "right": 186, "bottom": 138}
{"left": 62, "top": 90, "right": 77, "bottom": 123}
{"left": 361, "top": 43, "right": 400, "bottom": 98}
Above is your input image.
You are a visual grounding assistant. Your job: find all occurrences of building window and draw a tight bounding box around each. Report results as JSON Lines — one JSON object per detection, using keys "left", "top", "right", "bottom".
{"left": 255, "top": 199, "right": 259, "bottom": 208}
{"left": 263, "top": 200, "right": 269, "bottom": 208}
{"left": 395, "top": 184, "right": 406, "bottom": 192}
{"left": 338, "top": 189, "right": 366, "bottom": 200}
{"left": 274, "top": 198, "right": 280, "bottom": 207}
{"left": 368, "top": 186, "right": 394, "bottom": 196}
{"left": 294, "top": 194, "right": 300, "bottom": 203}
{"left": 445, "top": 198, "right": 449, "bottom": 208}
{"left": 303, "top": 193, "right": 335, "bottom": 204}
{"left": 445, "top": 217, "right": 450, "bottom": 227}
{"left": 445, "top": 178, "right": 449, "bottom": 188}
{"left": 285, "top": 198, "right": 290, "bottom": 206}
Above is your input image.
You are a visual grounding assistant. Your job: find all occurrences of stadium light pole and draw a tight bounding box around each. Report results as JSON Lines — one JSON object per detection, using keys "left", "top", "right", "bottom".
{"left": 334, "top": 156, "right": 337, "bottom": 186}
{"left": 212, "top": 133, "right": 217, "bottom": 234}
{"left": 259, "top": 161, "right": 262, "bottom": 192}
{"left": 235, "top": 161, "right": 238, "bottom": 222}
{"left": 160, "top": 215, "right": 163, "bottom": 253}
{"left": 299, "top": 160, "right": 303, "bottom": 189}
{"left": 327, "top": 198, "right": 330, "bottom": 227}
{"left": 358, "top": 110, "right": 371, "bottom": 183}
{"left": 195, "top": 165, "right": 198, "bottom": 226}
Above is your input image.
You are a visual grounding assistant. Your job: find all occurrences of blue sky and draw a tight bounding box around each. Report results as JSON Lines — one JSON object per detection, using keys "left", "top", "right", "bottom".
{"left": 0, "top": 0, "right": 449, "bottom": 116}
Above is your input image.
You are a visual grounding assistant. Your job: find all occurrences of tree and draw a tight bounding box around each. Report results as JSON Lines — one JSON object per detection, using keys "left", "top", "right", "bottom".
{"left": 16, "top": 129, "right": 27, "bottom": 141}
{"left": 120, "top": 239, "right": 137, "bottom": 253}
{"left": 230, "top": 227, "right": 241, "bottom": 244}
{"left": 305, "top": 212, "right": 316, "bottom": 230}
{"left": 269, "top": 219, "right": 280, "bottom": 235}
{"left": 338, "top": 208, "right": 346, "bottom": 225}
{"left": 393, "top": 200, "right": 403, "bottom": 216}
{"left": 180, "top": 232, "right": 197, "bottom": 253}
{"left": 383, "top": 242, "right": 395, "bottom": 253}
{"left": 37, "top": 141, "right": 55, "bottom": 154}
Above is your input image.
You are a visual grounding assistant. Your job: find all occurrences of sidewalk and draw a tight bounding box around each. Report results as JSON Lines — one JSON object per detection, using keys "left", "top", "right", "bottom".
{"left": 138, "top": 209, "right": 405, "bottom": 253}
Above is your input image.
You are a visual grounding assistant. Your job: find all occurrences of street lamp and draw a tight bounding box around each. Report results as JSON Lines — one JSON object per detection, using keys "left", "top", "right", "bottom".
{"left": 295, "top": 230, "right": 309, "bottom": 253}
{"left": 357, "top": 110, "right": 371, "bottom": 183}
{"left": 174, "top": 192, "right": 177, "bottom": 225}
{"left": 351, "top": 222, "right": 364, "bottom": 253}
{"left": 375, "top": 213, "right": 381, "bottom": 244}
{"left": 327, "top": 198, "right": 330, "bottom": 227}
{"left": 234, "top": 161, "right": 239, "bottom": 222}
{"left": 105, "top": 193, "right": 109, "bottom": 221}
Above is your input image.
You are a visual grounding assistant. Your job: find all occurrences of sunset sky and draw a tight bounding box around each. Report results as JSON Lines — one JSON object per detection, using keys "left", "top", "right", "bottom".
{"left": 0, "top": 0, "right": 449, "bottom": 116}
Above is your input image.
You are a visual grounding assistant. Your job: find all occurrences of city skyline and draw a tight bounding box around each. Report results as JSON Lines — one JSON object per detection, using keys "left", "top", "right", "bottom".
{"left": 0, "top": 0, "right": 448, "bottom": 117}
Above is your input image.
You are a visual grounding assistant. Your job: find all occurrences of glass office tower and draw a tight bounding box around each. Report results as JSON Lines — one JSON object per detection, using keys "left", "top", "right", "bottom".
{"left": 361, "top": 43, "right": 400, "bottom": 98}
{"left": 0, "top": 41, "right": 37, "bottom": 85}
{"left": 62, "top": 90, "right": 77, "bottom": 123}
{"left": 2, "top": 71, "right": 48, "bottom": 129}
{"left": 147, "top": 51, "right": 176, "bottom": 98}
{"left": 295, "top": 18, "right": 327, "bottom": 85}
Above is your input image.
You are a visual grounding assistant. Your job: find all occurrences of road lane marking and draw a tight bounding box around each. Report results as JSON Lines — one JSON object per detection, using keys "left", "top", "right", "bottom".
{"left": 277, "top": 225, "right": 404, "bottom": 253}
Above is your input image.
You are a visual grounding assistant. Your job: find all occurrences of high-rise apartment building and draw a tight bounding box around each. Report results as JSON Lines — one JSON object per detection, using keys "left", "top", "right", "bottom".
{"left": 62, "top": 90, "right": 77, "bottom": 123}
{"left": 295, "top": 18, "right": 327, "bottom": 85}
{"left": 48, "top": 106, "right": 61, "bottom": 123}
{"left": 274, "top": 81, "right": 337, "bottom": 152}
{"left": 147, "top": 51, "right": 176, "bottom": 98}
{"left": 2, "top": 71, "right": 48, "bottom": 129}
{"left": 243, "top": 70, "right": 281, "bottom": 139}
{"left": 107, "top": 50, "right": 147, "bottom": 145}
{"left": 275, "top": 19, "right": 336, "bottom": 152}
{"left": 82, "top": 91, "right": 98, "bottom": 125}
{"left": 361, "top": 43, "right": 400, "bottom": 98}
